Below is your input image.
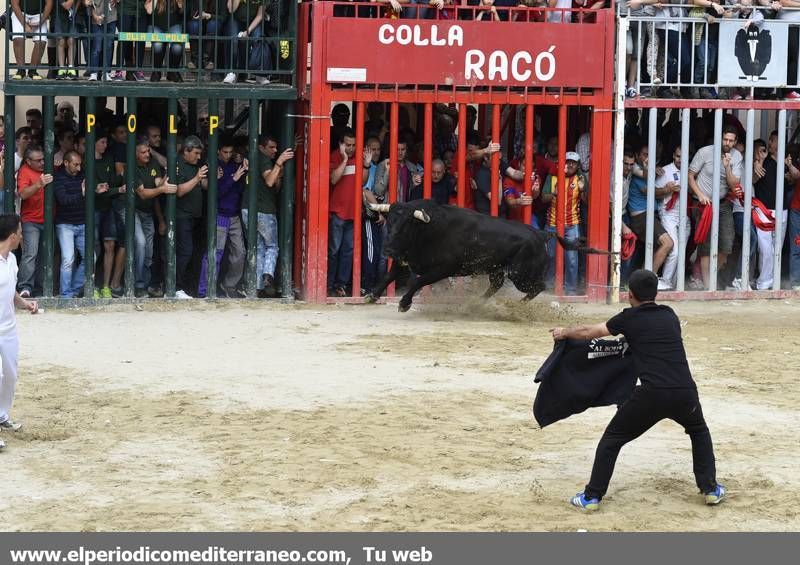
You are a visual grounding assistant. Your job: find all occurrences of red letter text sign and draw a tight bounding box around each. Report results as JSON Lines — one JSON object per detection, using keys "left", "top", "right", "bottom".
{"left": 324, "top": 18, "right": 607, "bottom": 88}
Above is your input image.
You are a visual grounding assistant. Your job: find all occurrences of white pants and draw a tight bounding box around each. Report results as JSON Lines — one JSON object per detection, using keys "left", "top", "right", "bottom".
{"left": 660, "top": 212, "right": 690, "bottom": 287}
{"left": 10, "top": 13, "right": 48, "bottom": 38}
{"left": 0, "top": 332, "right": 20, "bottom": 424}
{"left": 755, "top": 209, "right": 788, "bottom": 290}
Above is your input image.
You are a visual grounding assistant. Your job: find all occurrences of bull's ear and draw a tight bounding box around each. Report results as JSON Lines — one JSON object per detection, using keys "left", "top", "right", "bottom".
{"left": 413, "top": 210, "right": 430, "bottom": 223}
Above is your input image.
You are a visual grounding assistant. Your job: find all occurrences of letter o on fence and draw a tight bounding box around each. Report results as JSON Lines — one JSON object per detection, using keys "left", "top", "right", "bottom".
{"left": 396, "top": 25, "right": 412, "bottom": 46}
{"left": 127, "top": 114, "right": 137, "bottom": 133}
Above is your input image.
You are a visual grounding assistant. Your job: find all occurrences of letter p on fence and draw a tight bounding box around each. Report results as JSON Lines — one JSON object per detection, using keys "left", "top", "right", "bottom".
{"left": 209, "top": 115, "right": 219, "bottom": 136}
{"left": 86, "top": 114, "right": 96, "bottom": 133}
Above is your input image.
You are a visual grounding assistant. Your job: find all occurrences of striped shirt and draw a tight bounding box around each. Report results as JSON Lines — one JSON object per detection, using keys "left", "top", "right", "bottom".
{"left": 545, "top": 174, "right": 582, "bottom": 227}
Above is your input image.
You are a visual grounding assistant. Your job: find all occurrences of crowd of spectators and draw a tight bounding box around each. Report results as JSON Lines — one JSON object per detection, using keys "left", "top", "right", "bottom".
{"left": 622, "top": 1, "right": 800, "bottom": 100}
{"left": 323, "top": 101, "right": 800, "bottom": 298}
{"left": 0, "top": 100, "right": 294, "bottom": 299}
{"left": 325, "top": 102, "right": 594, "bottom": 297}
{"left": 5, "top": 0, "right": 291, "bottom": 84}
{"left": 612, "top": 108, "right": 798, "bottom": 292}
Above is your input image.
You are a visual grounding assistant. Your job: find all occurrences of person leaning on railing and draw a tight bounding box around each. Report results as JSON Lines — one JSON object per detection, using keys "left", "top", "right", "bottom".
{"left": 185, "top": 0, "right": 225, "bottom": 71}
{"left": 623, "top": 0, "right": 660, "bottom": 99}
{"left": 145, "top": 0, "right": 186, "bottom": 82}
{"left": 88, "top": 0, "right": 123, "bottom": 81}
{"left": 9, "top": 0, "right": 53, "bottom": 80}
{"left": 118, "top": 0, "right": 147, "bottom": 81}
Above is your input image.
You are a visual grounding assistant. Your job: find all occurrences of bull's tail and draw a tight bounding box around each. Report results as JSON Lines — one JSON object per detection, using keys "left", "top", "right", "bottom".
{"left": 552, "top": 233, "right": 617, "bottom": 256}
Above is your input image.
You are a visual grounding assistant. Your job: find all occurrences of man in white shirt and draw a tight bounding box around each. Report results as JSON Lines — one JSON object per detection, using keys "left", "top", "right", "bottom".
{"left": 0, "top": 214, "right": 39, "bottom": 452}
{"left": 655, "top": 146, "right": 690, "bottom": 289}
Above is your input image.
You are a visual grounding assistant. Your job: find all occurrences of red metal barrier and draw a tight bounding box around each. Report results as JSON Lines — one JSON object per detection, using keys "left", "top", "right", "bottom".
{"left": 297, "top": 2, "right": 616, "bottom": 303}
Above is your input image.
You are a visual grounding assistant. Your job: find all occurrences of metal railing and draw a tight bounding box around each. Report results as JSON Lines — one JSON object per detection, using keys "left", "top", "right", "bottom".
{"left": 619, "top": 3, "right": 800, "bottom": 97}
{"left": 4, "top": 1, "right": 297, "bottom": 86}
{"left": 623, "top": 106, "right": 795, "bottom": 292}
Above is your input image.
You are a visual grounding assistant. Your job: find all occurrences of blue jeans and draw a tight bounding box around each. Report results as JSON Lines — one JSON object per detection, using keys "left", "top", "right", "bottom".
{"left": 693, "top": 28, "right": 718, "bottom": 85}
{"left": 186, "top": 17, "right": 221, "bottom": 63}
{"left": 789, "top": 208, "right": 800, "bottom": 287}
{"left": 18, "top": 222, "right": 44, "bottom": 294}
{"left": 118, "top": 13, "right": 147, "bottom": 70}
{"left": 149, "top": 24, "right": 184, "bottom": 68}
{"left": 90, "top": 21, "right": 117, "bottom": 73}
{"left": 545, "top": 224, "right": 579, "bottom": 295}
{"left": 241, "top": 209, "right": 279, "bottom": 289}
{"left": 327, "top": 213, "right": 354, "bottom": 291}
{"left": 134, "top": 210, "right": 155, "bottom": 290}
{"left": 224, "top": 18, "right": 265, "bottom": 71}
{"left": 56, "top": 223, "right": 86, "bottom": 298}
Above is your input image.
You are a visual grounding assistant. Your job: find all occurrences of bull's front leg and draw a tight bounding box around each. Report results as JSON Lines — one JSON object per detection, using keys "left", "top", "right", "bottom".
{"left": 398, "top": 267, "right": 453, "bottom": 313}
{"left": 364, "top": 261, "right": 404, "bottom": 303}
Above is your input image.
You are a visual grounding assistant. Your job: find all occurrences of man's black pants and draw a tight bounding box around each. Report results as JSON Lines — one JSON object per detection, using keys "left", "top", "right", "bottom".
{"left": 176, "top": 217, "right": 197, "bottom": 294}
{"left": 584, "top": 386, "right": 717, "bottom": 501}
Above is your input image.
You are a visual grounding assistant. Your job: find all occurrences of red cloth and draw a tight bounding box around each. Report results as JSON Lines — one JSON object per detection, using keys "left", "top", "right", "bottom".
{"left": 664, "top": 192, "right": 679, "bottom": 211}
{"left": 621, "top": 232, "right": 637, "bottom": 261}
{"left": 693, "top": 203, "right": 713, "bottom": 245}
{"left": 17, "top": 164, "right": 46, "bottom": 224}
{"left": 329, "top": 151, "right": 357, "bottom": 221}
{"left": 790, "top": 180, "right": 800, "bottom": 211}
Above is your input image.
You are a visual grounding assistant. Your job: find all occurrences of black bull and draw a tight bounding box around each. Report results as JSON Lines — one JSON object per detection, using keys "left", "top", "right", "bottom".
{"left": 364, "top": 200, "right": 612, "bottom": 312}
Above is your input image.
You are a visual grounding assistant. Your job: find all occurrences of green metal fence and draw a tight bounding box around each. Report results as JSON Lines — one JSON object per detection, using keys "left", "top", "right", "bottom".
{"left": 2, "top": 94, "right": 297, "bottom": 301}
{"left": 4, "top": 1, "right": 297, "bottom": 88}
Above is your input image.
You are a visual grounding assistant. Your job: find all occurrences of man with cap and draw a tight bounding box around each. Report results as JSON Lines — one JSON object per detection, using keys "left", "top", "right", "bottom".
{"left": 540, "top": 151, "right": 586, "bottom": 294}
{"left": 550, "top": 269, "right": 725, "bottom": 511}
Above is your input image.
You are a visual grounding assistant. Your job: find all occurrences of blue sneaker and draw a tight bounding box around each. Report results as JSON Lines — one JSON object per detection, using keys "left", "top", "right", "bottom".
{"left": 705, "top": 484, "right": 726, "bottom": 505}
{"left": 570, "top": 492, "right": 600, "bottom": 511}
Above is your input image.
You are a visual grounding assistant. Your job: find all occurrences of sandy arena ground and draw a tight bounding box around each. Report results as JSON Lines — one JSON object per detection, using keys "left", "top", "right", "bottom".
{"left": 3, "top": 291, "right": 800, "bottom": 531}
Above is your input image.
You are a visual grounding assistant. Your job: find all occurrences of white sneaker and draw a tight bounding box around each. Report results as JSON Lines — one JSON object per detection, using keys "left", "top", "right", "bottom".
{"left": 0, "top": 438, "right": 5, "bottom": 451}
{"left": 0, "top": 419, "right": 22, "bottom": 432}
{"left": 793, "top": 285, "right": 800, "bottom": 292}
{"left": 254, "top": 76, "right": 270, "bottom": 85}
{"left": 657, "top": 279, "right": 672, "bottom": 291}
{"left": 174, "top": 290, "right": 193, "bottom": 300}
{"left": 223, "top": 72, "right": 237, "bottom": 84}
{"left": 88, "top": 73, "right": 98, "bottom": 81}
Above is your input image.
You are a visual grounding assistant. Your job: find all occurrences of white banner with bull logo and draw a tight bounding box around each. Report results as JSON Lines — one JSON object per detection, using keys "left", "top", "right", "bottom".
{"left": 718, "top": 20, "right": 788, "bottom": 87}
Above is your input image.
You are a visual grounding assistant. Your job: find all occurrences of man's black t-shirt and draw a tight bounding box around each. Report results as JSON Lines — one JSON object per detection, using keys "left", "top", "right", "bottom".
{"left": 605, "top": 302, "right": 696, "bottom": 389}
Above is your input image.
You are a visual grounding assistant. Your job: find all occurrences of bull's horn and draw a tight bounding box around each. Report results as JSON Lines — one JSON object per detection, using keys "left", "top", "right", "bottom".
{"left": 413, "top": 210, "right": 431, "bottom": 223}
{"left": 370, "top": 203, "right": 391, "bottom": 213}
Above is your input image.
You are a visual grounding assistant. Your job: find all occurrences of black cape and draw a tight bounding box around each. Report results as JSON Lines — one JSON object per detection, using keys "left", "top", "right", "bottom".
{"left": 533, "top": 338, "right": 637, "bottom": 428}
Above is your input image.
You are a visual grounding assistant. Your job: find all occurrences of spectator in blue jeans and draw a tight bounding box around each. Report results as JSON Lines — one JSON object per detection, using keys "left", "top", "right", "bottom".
{"left": 242, "top": 133, "right": 294, "bottom": 298}
{"left": 222, "top": 0, "right": 268, "bottom": 84}
{"left": 118, "top": 0, "right": 148, "bottom": 81}
{"left": 88, "top": 0, "right": 122, "bottom": 82}
{"left": 146, "top": 0, "right": 186, "bottom": 82}
{"left": 132, "top": 138, "right": 176, "bottom": 297}
{"left": 185, "top": 1, "right": 224, "bottom": 70}
{"left": 541, "top": 153, "right": 587, "bottom": 295}
{"left": 54, "top": 151, "right": 92, "bottom": 298}
{"left": 789, "top": 189, "right": 800, "bottom": 290}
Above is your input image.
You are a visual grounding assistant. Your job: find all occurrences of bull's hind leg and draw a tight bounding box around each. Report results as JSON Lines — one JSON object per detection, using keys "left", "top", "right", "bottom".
{"left": 482, "top": 270, "right": 505, "bottom": 299}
